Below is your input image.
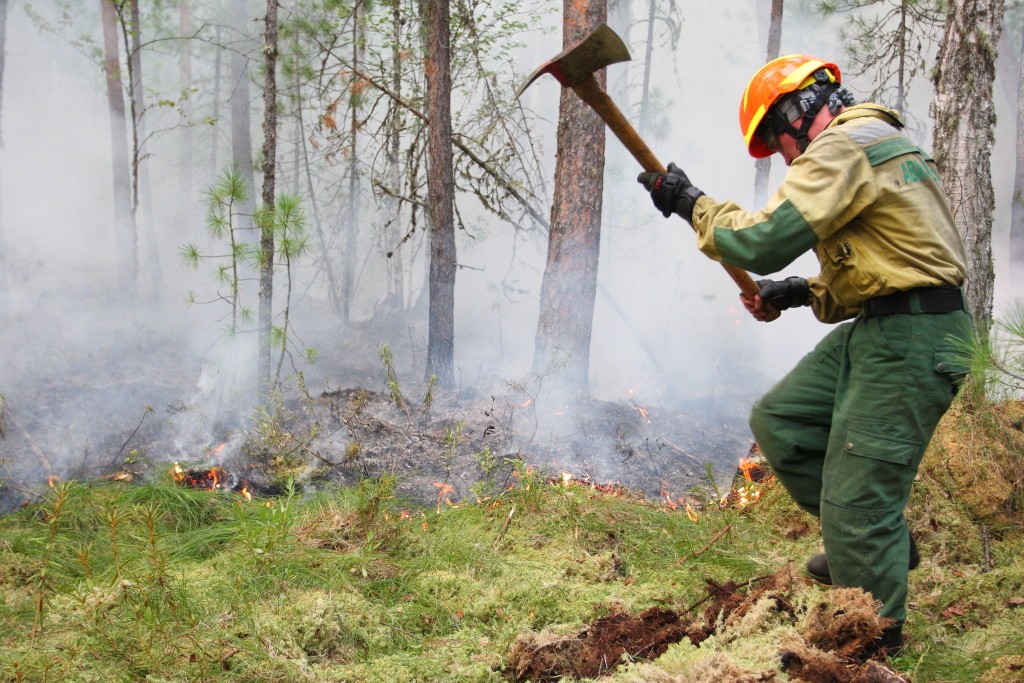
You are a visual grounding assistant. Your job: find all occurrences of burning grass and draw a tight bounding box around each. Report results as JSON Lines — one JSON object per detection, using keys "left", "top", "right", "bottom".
{"left": 1, "top": 439, "right": 1022, "bottom": 682}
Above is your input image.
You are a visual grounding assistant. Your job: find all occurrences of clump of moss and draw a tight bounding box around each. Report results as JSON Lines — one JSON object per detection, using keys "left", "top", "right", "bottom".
{"left": 921, "top": 399, "right": 1024, "bottom": 521}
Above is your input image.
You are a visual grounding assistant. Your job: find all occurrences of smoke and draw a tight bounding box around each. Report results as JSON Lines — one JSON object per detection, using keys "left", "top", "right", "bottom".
{"left": 1, "top": 2, "right": 1017, "bottom": 506}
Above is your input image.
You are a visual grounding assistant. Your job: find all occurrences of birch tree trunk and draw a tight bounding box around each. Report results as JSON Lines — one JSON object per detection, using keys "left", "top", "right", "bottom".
{"left": 532, "top": 0, "right": 607, "bottom": 394}
{"left": 257, "top": 0, "right": 278, "bottom": 393}
{"left": 753, "top": 0, "right": 783, "bottom": 207}
{"left": 100, "top": 0, "right": 137, "bottom": 301}
{"left": 930, "top": 0, "right": 1004, "bottom": 327}
{"left": 1010, "top": 32, "right": 1024, "bottom": 269}
{"left": 424, "top": 0, "right": 456, "bottom": 388}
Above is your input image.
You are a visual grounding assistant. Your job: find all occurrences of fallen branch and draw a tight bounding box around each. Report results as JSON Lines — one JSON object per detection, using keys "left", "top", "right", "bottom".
{"left": 662, "top": 439, "right": 702, "bottom": 464}
{"left": 675, "top": 524, "right": 732, "bottom": 566}
{"left": 493, "top": 504, "right": 517, "bottom": 548}
{"left": 283, "top": 432, "right": 340, "bottom": 468}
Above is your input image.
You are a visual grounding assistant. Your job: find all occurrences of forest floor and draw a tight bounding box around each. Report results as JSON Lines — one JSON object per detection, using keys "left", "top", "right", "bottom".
{"left": 1, "top": 300, "right": 1023, "bottom": 681}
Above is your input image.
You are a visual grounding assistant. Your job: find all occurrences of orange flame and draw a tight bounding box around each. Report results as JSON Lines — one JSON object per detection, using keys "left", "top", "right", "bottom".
{"left": 433, "top": 482, "right": 454, "bottom": 509}
{"left": 172, "top": 463, "right": 184, "bottom": 482}
{"left": 47, "top": 475, "right": 59, "bottom": 488}
{"left": 240, "top": 487, "right": 252, "bottom": 501}
{"left": 685, "top": 502, "right": 700, "bottom": 522}
{"left": 208, "top": 443, "right": 227, "bottom": 459}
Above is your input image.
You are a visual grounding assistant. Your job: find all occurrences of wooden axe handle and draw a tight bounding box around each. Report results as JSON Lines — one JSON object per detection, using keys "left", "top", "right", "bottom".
{"left": 571, "top": 76, "right": 780, "bottom": 322}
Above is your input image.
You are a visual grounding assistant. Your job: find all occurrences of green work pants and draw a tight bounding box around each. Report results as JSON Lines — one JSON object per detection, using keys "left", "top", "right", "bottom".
{"left": 749, "top": 307, "right": 972, "bottom": 623}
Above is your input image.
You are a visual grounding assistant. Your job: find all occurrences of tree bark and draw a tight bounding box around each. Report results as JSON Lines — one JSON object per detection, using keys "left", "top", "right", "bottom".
{"left": 531, "top": 0, "right": 608, "bottom": 394}
{"left": 753, "top": 0, "right": 783, "bottom": 207}
{"left": 1010, "top": 31, "right": 1024, "bottom": 269}
{"left": 257, "top": 0, "right": 278, "bottom": 393}
{"left": 100, "top": 0, "right": 137, "bottom": 301}
{"left": 930, "top": 0, "right": 1004, "bottom": 327}
{"left": 424, "top": 0, "right": 456, "bottom": 388}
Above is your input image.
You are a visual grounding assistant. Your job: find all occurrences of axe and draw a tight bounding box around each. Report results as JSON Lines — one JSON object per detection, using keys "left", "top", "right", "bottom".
{"left": 517, "top": 24, "right": 779, "bottom": 321}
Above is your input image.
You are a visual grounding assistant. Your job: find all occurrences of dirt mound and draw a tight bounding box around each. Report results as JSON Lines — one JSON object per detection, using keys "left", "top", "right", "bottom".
{"left": 504, "top": 571, "right": 911, "bottom": 682}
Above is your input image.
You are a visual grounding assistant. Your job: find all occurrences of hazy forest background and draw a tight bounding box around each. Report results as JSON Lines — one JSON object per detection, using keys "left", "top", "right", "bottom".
{"left": 0, "top": 0, "right": 1023, "bottom": 506}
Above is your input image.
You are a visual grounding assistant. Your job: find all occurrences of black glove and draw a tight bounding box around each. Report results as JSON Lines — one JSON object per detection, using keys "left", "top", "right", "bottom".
{"left": 756, "top": 277, "right": 810, "bottom": 310}
{"left": 637, "top": 162, "right": 705, "bottom": 222}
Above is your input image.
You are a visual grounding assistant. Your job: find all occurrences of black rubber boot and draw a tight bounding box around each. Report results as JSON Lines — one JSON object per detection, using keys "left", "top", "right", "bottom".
{"left": 865, "top": 624, "right": 905, "bottom": 659}
{"left": 805, "top": 533, "right": 919, "bottom": 585}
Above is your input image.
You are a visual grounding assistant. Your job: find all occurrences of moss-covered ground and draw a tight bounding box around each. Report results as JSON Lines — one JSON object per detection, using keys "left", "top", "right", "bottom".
{"left": 1, "top": 410, "right": 1022, "bottom": 682}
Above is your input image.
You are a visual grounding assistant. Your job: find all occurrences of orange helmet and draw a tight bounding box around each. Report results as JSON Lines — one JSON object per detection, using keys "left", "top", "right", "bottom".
{"left": 740, "top": 55, "right": 842, "bottom": 158}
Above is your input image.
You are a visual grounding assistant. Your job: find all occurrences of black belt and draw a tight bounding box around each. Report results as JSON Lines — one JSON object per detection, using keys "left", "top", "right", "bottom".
{"left": 862, "top": 285, "right": 964, "bottom": 317}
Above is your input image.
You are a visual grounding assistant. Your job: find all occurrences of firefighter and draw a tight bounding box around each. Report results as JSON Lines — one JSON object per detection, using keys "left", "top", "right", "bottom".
{"left": 638, "top": 55, "right": 972, "bottom": 655}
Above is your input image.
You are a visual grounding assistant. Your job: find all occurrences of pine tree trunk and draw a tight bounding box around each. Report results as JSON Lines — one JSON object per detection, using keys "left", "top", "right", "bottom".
{"left": 753, "top": 0, "right": 783, "bottom": 206}
{"left": 257, "top": 0, "right": 278, "bottom": 393}
{"left": 930, "top": 0, "right": 1004, "bottom": 327}
{"left": 1010, "top": 33, "right": 1024, "bottom": 269}
{"left": 100, "top": 0, "right": 137, "bottom": 301}
{"left": 424, "top": 0, "right": 456, "bottom": 389}
{"left": 532, "top": 0, "right": 607, "bottom": 394}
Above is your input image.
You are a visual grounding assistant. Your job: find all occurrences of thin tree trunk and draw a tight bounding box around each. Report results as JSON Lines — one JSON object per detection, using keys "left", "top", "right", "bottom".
{"left": 753, "top": 0, "right": 783, "bottom": 206}
{"left": 343, "top": 9, "right": 362, "bottom": 325}
{"left": 178, "top": 2, "right": 194, "bottom": 217}
{"left": 1010, "top": 32, "right": 1024, "bottom": 268}
{"left": 127, "top": 0, "right": 159, "bottom": 298}
{"left": 0, "top": 0, "right": 9, "bottom": 304}
{"left": 424, "top": 0, "right": 456, "bottom": 388}
{"left": 532, "top": 0, "right": 607, "bottom": 394}
{"left": 231, "top": 0, "right": 255, "bottom": 197}
{"left": 257, "top": 0, "right": 278, "bottom": 392}
{"left": 387, "top": 0, "right": 406, "bottom": 309}
{"left": 100, "top": 0, "right": 137, "bottom": 301}
{"left": 930, "top": 0, "right": 1003, "bottom": 327}
{"left": 638, "top": 0, "right": 655, "bottom": 134}
{"left": 211, "top": 23, "right": 222, "bottom": 175}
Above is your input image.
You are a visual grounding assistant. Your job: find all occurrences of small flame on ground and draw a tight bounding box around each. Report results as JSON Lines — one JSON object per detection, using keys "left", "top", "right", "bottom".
{"left": 240, "top": 487, "right": 252, "bottom": 501}
{"left": 208, "top": 443, "right": 227, "bottom": 459}
{"left": 47, "top": 475, "right": 59, "bottom": 488}
{"left": 685, "top": 503, "right": 700, "bottom": 522}
{"left": 433, "top": 482, "right": 455, "bottom": 510}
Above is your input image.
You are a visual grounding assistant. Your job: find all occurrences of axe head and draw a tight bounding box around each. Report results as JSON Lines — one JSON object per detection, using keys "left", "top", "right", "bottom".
{"left": 515, "top": 24, "right": 630, "bottom": 99}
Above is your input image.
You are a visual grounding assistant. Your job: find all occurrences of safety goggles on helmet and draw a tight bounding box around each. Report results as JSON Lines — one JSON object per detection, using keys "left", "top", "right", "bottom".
{"left": 754, "top": 68, "right": 854, "bottom": 154}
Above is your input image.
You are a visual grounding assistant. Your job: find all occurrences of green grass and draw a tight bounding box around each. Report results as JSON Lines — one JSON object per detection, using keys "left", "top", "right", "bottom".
{"left": 1, "top": 469, "right": 1021, "bottom": 682}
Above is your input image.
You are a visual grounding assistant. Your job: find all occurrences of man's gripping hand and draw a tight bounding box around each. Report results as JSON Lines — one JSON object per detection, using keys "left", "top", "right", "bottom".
{"left": 756, "top": 277, "right": 810, "bottom": 311}
{"left": 637, "top": 162, "right": 705, "bottom": 222}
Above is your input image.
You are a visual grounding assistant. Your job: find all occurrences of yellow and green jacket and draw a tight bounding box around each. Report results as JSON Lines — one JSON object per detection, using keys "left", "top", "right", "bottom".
{"left": 690, "top": 104, "right": 968, "bottom": 323}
